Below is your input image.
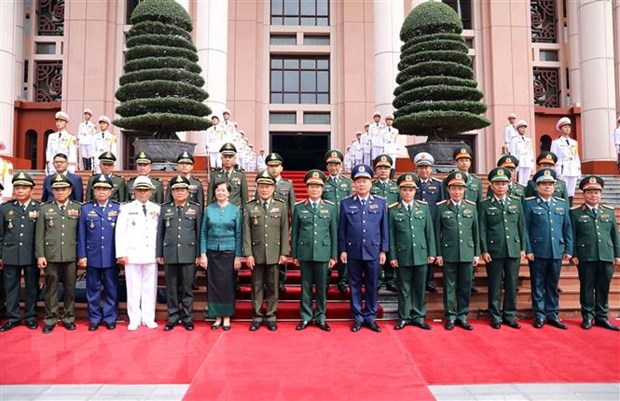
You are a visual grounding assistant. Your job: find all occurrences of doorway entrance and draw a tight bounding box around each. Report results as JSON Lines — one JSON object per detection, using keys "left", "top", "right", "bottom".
{"left": 270, "top": 132, "right": 329, "bottom": 171}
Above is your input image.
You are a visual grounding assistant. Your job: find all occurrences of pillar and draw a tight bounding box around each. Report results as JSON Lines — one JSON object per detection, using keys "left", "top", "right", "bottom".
{"left": 613, "top": 0, "right": 620, "bottom": 112}
{"left": 567, "top": 0, "right": 581, "bottom": 107}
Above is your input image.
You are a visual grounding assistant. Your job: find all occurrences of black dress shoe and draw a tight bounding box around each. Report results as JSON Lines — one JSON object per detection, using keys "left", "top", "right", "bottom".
{"left": 444, "top": 320, "right": 454, "bottom": 330}
{"left": 547, "top": 319, "right": 568, "bottom": 330}
{"left": 105, "top": 322, "right": 116, "bottom": 330}
{"left": 88, "top": 323, "right": 100, "bottom": 331}
{"left": 456, "top": 320, "right": 473, "bottom": 331}
{"left": 337, "top": 282, "right": 347, "bottom": 293}
{"left": 0, "top": 320, "right": 22, "bottom": 332}
{"left": 533, "top": 319, "right": 545, "bottom": 329}
{"left": 25, "top": 321, "right": 38, "bottom": 330}
{"left": 183, "top": 321, "right": 195, "bottom": 331}
{"left": 367, "top": 322, "right": 381, "bottom": 332}
{"left": 426, "top": 283, "right": 438, "bottom": 293}
{"left": 296, "top": 321, "right": 310, "bottom": 331}
{"left": 42, "top": 324, "right": 55, "bottom": 334}
{"left": 581, "top": 319, "right": 593, "bottom": 330}
{"left": 386, "top": 283, "right": 398, "bottom": 293}
{"left": 249, "top": 321, "right": 261, "bottom": 331}
{"left": 317, "top": 322, "right": 331, "bottom": 332}
{"left": 222, "top": 324, "right": 231, "bottom": 331}
{"left": 412, "top": 320, "right": 431, "bottom": 330}
{"left": 351, "top": 321, "right": 362, "bottom": 332}
{"left": 266, "top": 322, "right": 277, "bottom": 331}
{"left": 164, "top": 321, "right": 179, "bottom": 331}
{"left": 63, "top": 322, "right": 76, "bottom": 331}
{"left": 490, "top": 320, "right": 501, "bottom": 329}
{"left": 394, "top": 320, "right": 408, "bottom": 330}
{"left": 503, "top": 320, "right": 521, "bottom": 329}
{"left": 594, "top": 319, "right": 620, "bottom": 331}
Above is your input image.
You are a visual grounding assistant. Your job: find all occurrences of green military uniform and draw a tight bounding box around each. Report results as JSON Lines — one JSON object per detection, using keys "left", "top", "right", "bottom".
{"left": 127, "top": 176, "right": 163, "bottom": 204}
{"left": 207, "top": 168, "right": 248, "bottom": 207}
{"left": 86, "top": 173, "right": 127, "bottom": 203}
{"left": 494, "top": 155, "right": 526, "bottom": 201}
{"left": 479, "top": 167, "right": 527, "bottom": 328}
{"left": 570, "top": 176, "right": 620, "bottom": 330}
{"left": 291, "top": 170, "right": 337, "bottom": 327}
{"left": 243, "top": 171, "right": 289, "bottom": 326}
{"left": 166, "top": 176, "right": 204, "bottom": 207}
{"left": 35, "top": 175, "right": 81, "bottom": 329}
{"left": 486, "top": 181, "right": 525, "bottom": 200}
{"left": 463, "top": 172, "right": 483, "bottom": 203}
{"left": 434, "top": 172, "right": 479, "bottom": 329}
{"left": 388, "top": 173, "right": 435, "bottom": 327}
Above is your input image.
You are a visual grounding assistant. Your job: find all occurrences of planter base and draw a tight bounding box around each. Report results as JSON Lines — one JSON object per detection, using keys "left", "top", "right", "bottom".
{"left": 406, "top": 141, "right": 466, "bottom": 173}
{"left": 133, "top": 139, "right": 197, "bottom": 171}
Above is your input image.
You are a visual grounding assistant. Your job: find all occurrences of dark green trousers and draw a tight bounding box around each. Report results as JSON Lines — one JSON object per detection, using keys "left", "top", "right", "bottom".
{"left": 577, "top": 261, "right": 614, "bottom": 320}
{"left": 251, "top": 264, "right": 278, "bottom": 322}
{"left": 382, "top": 262, "right": 396, "bottom": 287}
{"left": 442, "top": 262, "right": 472, "bottom": 321}
{"left": 44, "top": 262, "right": 77, "bottom": 325}
{"left": 300, "top": 261, "right": 329, "bottom": 323}
{"left": 3, "top": 264, "right": 40, "bottom": 323}
{"left": 396, "top": 264, "right": 427, "bottom": 322}
{"left": 486, "top": 258, "right": 520, "bottom": 323}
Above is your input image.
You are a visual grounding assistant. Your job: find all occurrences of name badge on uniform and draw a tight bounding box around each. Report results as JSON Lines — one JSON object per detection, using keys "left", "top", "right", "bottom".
{"left": 271, "top": 208, "right": 280, "bottom": 213}
{"left": 186, "top": 208, "right": 196, "bottom": 216}
{"left": 369, "top": 204, "right": 378, "bottom": 209}
{"left": 320, "top": 209, "right": 328, "bottom": 214}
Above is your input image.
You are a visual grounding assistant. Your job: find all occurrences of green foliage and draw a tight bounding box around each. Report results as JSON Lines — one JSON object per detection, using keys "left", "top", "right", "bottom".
{"left": 115, "top": 0, "right": 211, "bottom": 139}
{"left": 393, "top": 1, "right": 489, "bottom": 139}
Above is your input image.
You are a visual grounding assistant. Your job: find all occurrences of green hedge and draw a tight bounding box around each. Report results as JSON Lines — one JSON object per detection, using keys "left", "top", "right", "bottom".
{"left": 129, "top": 21, "right": 191, "bottom": 41}
{"left": 393, "top": 110, "right": 490, "bottom": 136}
{"left": 400, "top": 1, "right": 462, "bottom": 39}
{"left": 125, "top": 45, "right": 198, "bottom": 63}
{"left": 119, "top": 68, "right": 204, "bottom": 87}
{"left": 401, "top": 33, "right": 465, "bottom": 52}
{"left": 401, "top": 39, "right": 469, "bottom": 58}
{"left": 130, "top": 0, "right": 192, "bottom": 32}
{"left": 116, "top": 80, "right": 208, "bottom": 102}
{"left": 394, "top": 100, "right": 487, "bottom": 116}
{"left": 124, "top": 57, "right": 202, "bottom": 74}
{"left": 126, "top": 34, "right": 196, "bottom": 52}
{"left": 394, "top": 76, "right": 477, "bottom": 97}
{"left": 399, "top": 50, "right": 471, "bottom": 69}
{"left": 396, "top": 61, "right": 474, "bottom": 84}
{"left": 393, "top": 85, "right": 483, "bottom": 106}
{"left": 113, "top": 114, "right": 211, "bottom": 133}
{"left": 116, "top": 98, "right": 211, "bottom": 118}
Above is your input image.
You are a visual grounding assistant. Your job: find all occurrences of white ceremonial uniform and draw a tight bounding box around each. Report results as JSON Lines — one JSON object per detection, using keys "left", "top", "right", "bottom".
{"left": 92, "top": 131, "right": 117, "bottom": 173}
{"left": 256, "top": 154, "right": 267, "bottom": 170}
{"left": 369, "top": 122, "right": 385, "bottom": 160}
{"left": 550, "top": 136, "right": 581, "bottom": 196}
{"left": 221, "top": 119, "right": 237, "bottom": 143}
{"left": 0, "top": 157, "right": 14, "bottom": 203}
{"left": 351, "top": 140, "right": 364, "bottom": 165}
{"left": 206, "top": 125, "right": 224, "bottom": 169}
{"left": 344, "top": 151, "right": 353, "bottom": 173}
{"left": 46, "top": 129, "right": 78, "bottom": 175}
{"left": 504, "top": 124, "right": 517, "bottom": 150}
{"left": 77, "top": 120, "right": 96, "bottom": 164}
{"left": 613, "top": 126, "right": 620, "bottom": 160}
{"left": 509, "top": 134, "right": 534, "bottom": 185}
{"left": 115, "top": 200, "right": 160, "bottom": 327}
{"left": 382, "top": 125, "right": 400, "bottom": 168}
{"left": 360, "top": 132, "right": 371, "bottom": 165}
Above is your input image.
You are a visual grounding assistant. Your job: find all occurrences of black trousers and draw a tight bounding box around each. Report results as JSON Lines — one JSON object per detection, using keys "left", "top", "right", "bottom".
{"left": 3, "top": 264, "right": 40, "bottom": 323}
{"left": 165, "top": 263, "right": 195, "bottom": 324}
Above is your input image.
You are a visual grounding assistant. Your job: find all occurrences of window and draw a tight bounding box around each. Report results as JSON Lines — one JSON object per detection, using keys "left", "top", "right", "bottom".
{"left": 271, "top": 0, "right": 329, "bottom": 26}
{"left": 36, "top": 43, "right": 56, "bottom": 55}
{"left": 270, "top": 34, "right": 297, "bottom": 45}
{"left": 303, "top": 112, "right": 330, "bottom": 124}
{"left": 303, "top": 35, "right": 330, "bottom": 46}
{"left": 533, "top": 67, "right": 560, "bottom": 107}
{"left": 531, "top": 0, "right": 557, "bottom": 43}
{"left": 270, "top": 57, "right": 329, "bottom": 104}
{"left": 443, "top": 0, "right": 472, "bottom": 30}
{"left": 270, "top": 112, "right": 297, "bottom": 124}
{"left": 37, "top": 0, "right": 64, "bottom": 36}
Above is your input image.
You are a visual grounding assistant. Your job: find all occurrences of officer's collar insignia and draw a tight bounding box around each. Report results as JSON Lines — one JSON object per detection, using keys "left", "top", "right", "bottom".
{"left": 360, "top": 166, "right": 365, "bottom": 172}
{"left": 455, "top": 173, "right": 462, "bottom": 179}
{"left": 590, "top": 177, "right": 597, "bottom": 184}
{"left": 544, "top": 170, "right": 551, "bottom": 176}
{"left": 312, "top": 172, "right": 319, "bottom": 178}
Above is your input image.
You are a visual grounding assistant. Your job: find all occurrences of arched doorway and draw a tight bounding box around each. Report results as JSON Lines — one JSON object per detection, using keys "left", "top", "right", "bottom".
{"left": 25, "top": 130, "right": 38, "bottom": 169}
{"left": 540, "top": 134, "right": 552, "bottom": 152}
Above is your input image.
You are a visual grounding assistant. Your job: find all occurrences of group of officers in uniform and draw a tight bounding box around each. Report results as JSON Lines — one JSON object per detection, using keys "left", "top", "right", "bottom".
{"left": 0, "top": 116, "right": 619, "bottom": 333}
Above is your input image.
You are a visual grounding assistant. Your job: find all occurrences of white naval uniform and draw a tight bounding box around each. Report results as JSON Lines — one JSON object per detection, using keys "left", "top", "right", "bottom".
{"left": 369, "top": 122, "right": 385, "bottom": 160}
{"left": 509, "top": 134, "right": 534, "bottom": 185}
{"left": 550, "top": 136, "right": 581, "bottom": 196}
{"left": 613, "top": 126, "right": 620, "bottom": 161}
{"left": 46, "top": 129, "right": 78, "bottom": 175}
{"left": 115, "top": 200, "right": 160, "bottom": 327}
{"left": 504, "top": 124, "right": 517, "bottom": 150}
{"left": 77, "top": 121, "right": 96, "bottom": 163}
{"left": 0, "top": 157, "right": 13, "bottom": 203}
{"left": 360, "top": 132, "right": 371, "bottom": 165}
{"left": 205, "top": 125, "right": 224, "bottom": 169}
{"left": 382, "top": 125, "right": 399, "bottom": 168}
{"left": 92, "top": 131, "right": 117, "bottom": 173}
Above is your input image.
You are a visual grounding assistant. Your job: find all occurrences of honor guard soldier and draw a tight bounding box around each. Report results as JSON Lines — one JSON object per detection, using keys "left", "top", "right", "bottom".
{"left": 322, "top": 149, "right": 352, "bottom": 293}
{"left": 504, "top": 113, "right": 518, "bottom": 150}
{"left": 85, "top": 152, "right": 127, "bottom": 203}
{"left": 92, "top": 116, "right": 117, "bottom": 173}
{"left": 479, "top": 167, "right": 526, "bottom": 329}
{"left": 434, "top": 172, "right": 480, "bottom": 331}
{"left": 36, "top": 174, "right": 81, "bottom": 333}
{"left": 126, "top": 152, "right": 164, "bottom": 204}
{"left": 613, "top": 116, "right": 620, "bottom": 169}
{"left": 157, "top": 175, "right": 202, "bottom": 332}
{"left": 206, "top": 115, "right": 223, "bottom": 170}
{"left": 0, "top": 154, "right": 14, "bottom": 203}
{"left": 489, "top": 155, "right": 526, "bottom": 201}
{"left": 389, "top": 173, "right": 436, "bottom": 331}
{"left": 550, "top": 117, "right": 581, "bottom": 204}
{"left": 508, "top": 120, "right": 534, "bottom": 186}
{"left": 339, "top": 164, "right": 388, "bottom": 333}
{"left": 452, "top": 145, "right": 483, "bottom": 204}
{"left": 0, "top": 173, "right": 40, "bottom": 331}
{"left": 570, "top": 176, "right": 620, "bottom": 331}
{"left": 42, "top": 153, "right": 84, "bottom": 203}
{"left": 351, "top": 132, "right": 364, "bottom": 166}
{"left": 382, "top": 114, "right": 399, "bottom": 168}
{"left": 165, "top": 152, "right": 204, "bottom": 208}
{"left": 523, "top": 168, "right": 573, "bottom": 329}
{"left": 525, "top": 152, "right": 569, "bottom": 202}
{"left": 371, "top": 154, "right": 400, "bottom": 292}
{"left": 291, "top": 170, "right": 337, "bottom": 332}
{"left": 46, "top": 111, "right": 78, "bottom": 175}
{"left": 414, "top": 152, "right": 446, "bottom": 292}
{"left": 207, "top": 143, "right": 248, "bottom": 207}
{"left": 369, "top": 112, "right": 385, "bottom": 160}
{"left": 77, "top": 109, "right": 96, "bottom": 171}
{"left": 244, "top": 171, "right": 289, "bottom": 332}
{"left": 77, "top": 174, "right": 121, "bottom": 331}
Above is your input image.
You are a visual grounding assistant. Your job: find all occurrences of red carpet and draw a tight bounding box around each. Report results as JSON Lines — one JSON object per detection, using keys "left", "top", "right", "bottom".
{"left": 1, "top": 320, "right": 618, "bottom": 400}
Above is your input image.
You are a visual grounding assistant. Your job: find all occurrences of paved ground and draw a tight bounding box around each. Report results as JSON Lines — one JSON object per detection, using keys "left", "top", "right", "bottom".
{"left": 1, "top": 383, "right": 618, "bottom": 400}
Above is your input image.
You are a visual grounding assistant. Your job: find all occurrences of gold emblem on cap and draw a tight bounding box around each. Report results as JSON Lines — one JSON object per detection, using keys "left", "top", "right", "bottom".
{"left": 18, "top": 172, "right": 26, "bottom": 179}
{"left": 312, "top": 171, "right": 319, "bottom": 178}
{"left": 54, "top": 175, "right": 63, "bottom": 182}
{"left": 182, "top": 151, "right": 189, "bottom": 157}
{"left": 420, "top": 154, "right": 426, "bottom": 159}
{"left": 498, "top": 169, "right": 504, "bottom": 175}
{"left": 589, "top": 177, "right": 597, "bottom": 184}
{"left": 381, "top": 156, "right": 386, "bottom": 162}
{"left": 176, "top": 176, "right": 184, "bottom": 182}
{"left": 460, "top": 149, "right": 467, "bottom": 154}
{"left": 98, "top": 175, "right": 106, "bottom": 182}
{"left": 270, "top": 154, "right": 277, "bottom": 160}
{"left": 544, "top": 170, "right": 551, "bottom": 176}
{"left": 455, "top": 173, "right": 462, "bottom": 179}
{"left": 106, "top": 152, "right": 112, "bottom": 157}
{"left": 331, "top": 152, "right": 337, "bottom": 157}
{"left": 405, "top": 175, "right": 412, "bottom": 181}
{"left": 360, "top": 166, "right": 365, "bottom": 172}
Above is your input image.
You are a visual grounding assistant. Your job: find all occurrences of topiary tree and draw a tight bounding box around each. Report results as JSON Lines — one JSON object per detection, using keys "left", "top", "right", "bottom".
{"left": 393, "top": 1, "right": 490, "bottom": 140}
{"left": 114, "top": 0, "right": 211, "bottom": 140}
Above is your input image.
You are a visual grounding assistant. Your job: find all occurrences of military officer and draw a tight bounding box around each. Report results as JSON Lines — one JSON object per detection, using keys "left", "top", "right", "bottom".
{"left": 207, "top": 143, "right": 248, "bottom": 207}
{"left": 0, "top": 154, "right": 13, "bottom": 203}
{"left": 550, "top": 117, "right": 581, "bottom": 204}
{"left": 570, "top": 176, "right": 620, "bottom": 331}
{"left": 414, "top": 152, "right": 446, "bottom": 292}
{"left": 488, "top": 155, "right": 526, "bottom": 201}
{"left": 525, "top": 152, "right": 569, "bottom": 202}
{"left": 243, "top": 171, "right": 289, "bottom": 332}
{"left": 523, "top": 168, "right": 573, "bottom": 329}
{"left": 508, "top": 120, "right": 534, "bottom": 186}
{"left": 504, "top": 113, "right": 518, "bottom": 150}
{"left": 291, "top": 170, "right": 337, "bottom": 332}
{"left": 77, "top": 109, "right": 96, "bottom": 171}
{"left": 45, "top": 111, "right": 78, "bottom": 174}
{"left": 382, "top": 114, "right": 399, "bottom": 168}
{"left": 126, "top": 151, "right": 164, "bottom": 204}
{"left": 85, "top": 152, "right": 127, "bottom": 203}
{"left": 339, "top": 164, "right": 388, "bottom": 333}
{"left": 369, "top": 112, "right": 385, "bottom": 160}
{"left": 322, "top": 149, "right": 352, "bottom": 293}
{"left": 165, "top": 152, "right": 204, "bottom": 208}
{"left": 157, "top": 175, "right": 202, "bottom": 331}
{"left": 389, "top": 173, "right": 436, "bottom": 330}
{"left": 371, "top": 154, "right": 400, "bottom": 292}
{"left": 36, "top": 174, "right": 81, "bottom": 333}
{"left": 41, "top": 153, "right": 84, "bottom": 203}
{"left": 434, "top": 172, "right": 480, "bottom": 331}
{"left": 479, "top": 167, "right": 527, "bottom": 329}
{"left": 452, "top": 146, "right": 482, "bottom": 204}
{"left": 77, "top": 174, "right": 120, "bottom": 331}
{"left": 0, "top": 173, "right": 40, "bottom": 331}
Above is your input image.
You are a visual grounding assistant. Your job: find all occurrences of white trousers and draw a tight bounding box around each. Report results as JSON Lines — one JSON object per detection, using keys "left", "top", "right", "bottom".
{"left": 516, "top": 167, "right": 531, "bottom": 186}
{"left": 561, "top": 175, "right": 578, "bottom": 197}
{"left": 208, "top": 152, "right": 221, "bottom": 169}
{"left": 125, "top": 263, "right": 158, "bottom": 325}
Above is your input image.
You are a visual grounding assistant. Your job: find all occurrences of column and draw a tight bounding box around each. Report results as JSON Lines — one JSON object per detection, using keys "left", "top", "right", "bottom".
{"left": 567, "top": 0, "right": 581, "bottom": 107}
{"left": 194, "top": 0, "right": 229, "bottom": 155}
{"left": 0, "top": 0, "right": 23, "bottom": 156}
{"left": 373, "top": 0, "right": 403, "bottom": 115}
{"left": 577, "top": 0, "right": 617, "bottom": 172}
{"left": 613, "top": 0, "right": 620, "bottom": 111}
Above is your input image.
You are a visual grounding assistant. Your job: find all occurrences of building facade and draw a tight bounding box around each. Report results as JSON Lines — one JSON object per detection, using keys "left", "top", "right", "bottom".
{"left": 2, "top": 0, "right": 620, "bottom": 173}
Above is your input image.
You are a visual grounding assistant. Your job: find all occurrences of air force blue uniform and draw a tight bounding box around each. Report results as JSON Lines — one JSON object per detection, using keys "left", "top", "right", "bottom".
{"left": 77, "top": 200, "right": 121, "bottom": 325}
{"left": 338, "top": 194, "right": 388, "bottom": 324}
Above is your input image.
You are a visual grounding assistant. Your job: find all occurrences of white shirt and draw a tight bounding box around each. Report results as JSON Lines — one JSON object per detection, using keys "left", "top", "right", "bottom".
{"left": 115, "top": 200, "right": 160, "bottom": 264}
{"left": 550, "top": 135, "right": 581, "bottom": 177}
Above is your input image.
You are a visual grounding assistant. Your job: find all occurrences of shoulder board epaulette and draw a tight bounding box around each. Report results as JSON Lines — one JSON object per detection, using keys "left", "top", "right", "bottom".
{"left": 282, "top": 178, "right": 292, "bottom": 183}
{"left": 508, "top": 195, "right": 521, "bottom": 200}
{"left": 524, "top": 196, "right": 536, "bottom": 200}
{"left": 41, "top": 200, "right": 53, "bottom": 205}
{"left": 436, "top": 200, "right": 448, "bottom": 205}
{"left": 189, "top": 201, "right": 201, "bottom": 207}
{"left": 151, "top": 176, "right": 160, "bottom": 181}
{"left": 464, "top": 199, "right": 476, "bottom": 205}
{"left": 553, "top": 196, "right": 566, "bottom": 202}
{"left": 416, "top": 199, "right": 427, "bottom": 204}
{"left": 431, "top": 177, "right": 442, "bottom": 183}
{"left": 570, "top": 205, "right": 581, "bottom": 210}
{"left": 109, "top": 200, "right": 120, "bottom": 205}
{"left": 295, "top": 199, "right": 305, "bottom": 205}
{"left": 341, "top": 175, "right": 352, "bottom": 181}
{"left": 246, "top": 199, "right": 255, "bottom": 204}
{"left": 69, "top": 200, "right": 82, "bottom": 206}
{"left": 273, "top": 198, "right": 285, "bottom": 203}
{"left": 323, "top": 199, "right": 334, "bottom": 205}
{"left": 127, "top": 177, "right": 136, "bottom": 182}
{"left": 388, "top": 202, "right": 399, "bottom": 208}
{"left": 602, "top": 204, "right": 614, "bottom": 210}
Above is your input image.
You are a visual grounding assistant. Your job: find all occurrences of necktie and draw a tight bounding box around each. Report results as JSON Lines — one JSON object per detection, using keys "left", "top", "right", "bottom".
{"left": 142, "top": 204, "right": 147, "bottom": 216}
{"left": 499, "top": 199, "right": 504, "bottom": 207}
{"left": 226, "top": 171, "right": 230, "bottom": 181}
{"left": 361, "top": 199, "right": 366, "bottom": 207}
{"left": 592, "top": 208, "right": 597, "bottom": 217}
{"left": 60, "top": 205, "right": 65, "bottom": 213}
{"left": 21, "top": 204, "right": 27, "bottom": 212}
{"left": 565, "top": 139, "right": 570, "bottom": 146}
{"left": 263, "top": 201, "right": 268, "bottom": 213}
{"left": 406, "top": 204, "right": 411, "bottom": 212}
{"left": 102, "top": 133, "right": 104, "bottom": 139}
{"left": 177, "top": 206, "right": 183, "bottom": 217}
